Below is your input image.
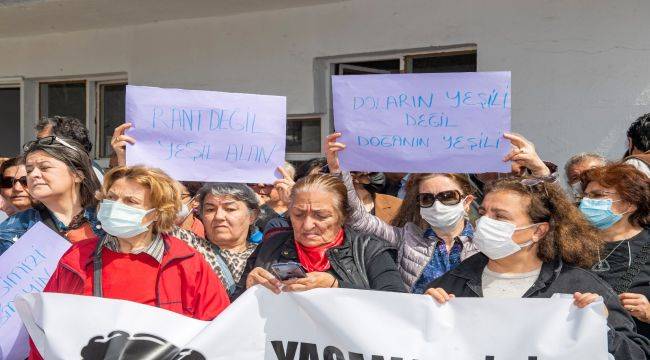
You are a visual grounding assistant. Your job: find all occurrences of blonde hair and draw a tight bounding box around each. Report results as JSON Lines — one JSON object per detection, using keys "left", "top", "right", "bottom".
{"left": 99, "top": 166, "right": 180, "bottom": 233}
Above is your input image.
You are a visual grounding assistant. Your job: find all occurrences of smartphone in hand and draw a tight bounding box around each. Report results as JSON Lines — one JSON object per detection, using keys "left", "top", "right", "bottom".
{"left": 270, "top": 262, "right": 307, "bottom": 281}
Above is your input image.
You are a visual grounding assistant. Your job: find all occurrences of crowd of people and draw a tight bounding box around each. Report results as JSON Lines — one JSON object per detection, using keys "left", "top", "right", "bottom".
{"left": 0, "top": 113, "right": 648, "bottom": 358}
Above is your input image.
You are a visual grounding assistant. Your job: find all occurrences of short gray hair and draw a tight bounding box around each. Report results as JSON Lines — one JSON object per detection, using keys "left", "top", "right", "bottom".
{"left": 197, "top": 182, "right": 260, "bottom": 217}
{"left": 564, "top": 152, "right": 608, "bottom": 178}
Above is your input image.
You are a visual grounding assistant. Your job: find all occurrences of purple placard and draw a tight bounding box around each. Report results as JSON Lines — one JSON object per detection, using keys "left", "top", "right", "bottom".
{"left": 0, "top": 222, "right": 71, "bottom": 360}
{"left": 332, "top": 72, "right": 511, "bottom": 173}
{"left": 125, "top": 85, "right": 287, "bottom": 183}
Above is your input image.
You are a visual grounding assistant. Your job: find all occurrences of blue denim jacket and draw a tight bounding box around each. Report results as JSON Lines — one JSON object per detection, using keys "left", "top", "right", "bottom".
{"left": 0, "top": 207, "right": 104, "bottom": 249}
{"left": 0, "top": 239, "right": 11, "bottom": 256}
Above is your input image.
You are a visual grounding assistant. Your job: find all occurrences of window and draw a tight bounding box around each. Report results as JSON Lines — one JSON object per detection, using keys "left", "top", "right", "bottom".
{"left": 334, "top": 50, "right": 477, "bottom": 76}
{"left": 286, "top": 116, "right": 321, "bottom": 153}
{"left": 405, "top": 51, "right": 477, "bottom": 73}
{"left": 39, "top": 81, "right": 86, "bottom": 122}
{"left": 97, "top": 82, "right": 126, "bottom": 158}
{"left": 336, "top": 59, "right": 401, "bottom": 75}
{"left": 0, "top": 86, "right": 21, "bottom": 156}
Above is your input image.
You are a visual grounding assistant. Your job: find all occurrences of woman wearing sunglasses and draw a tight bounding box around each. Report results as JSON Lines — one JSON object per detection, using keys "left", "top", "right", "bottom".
{"left": 426, "top": 177, "right": 649, "bottom": 359}
{"left": 0, "top": 136, "right": 104, "bottom": 246}
{"left": 580, "top": 163, "right": 650, "bottom": 339}
{"left": 0, "top": 157, "right": 33, "bottom": 216}
{"left": 326, "top": 133, "right": 478, "bottom": 293}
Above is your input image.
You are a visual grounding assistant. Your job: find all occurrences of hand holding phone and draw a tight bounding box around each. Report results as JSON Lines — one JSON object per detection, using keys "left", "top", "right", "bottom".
{"left": 270, "top": 262, "right": 307, "bottom": 281}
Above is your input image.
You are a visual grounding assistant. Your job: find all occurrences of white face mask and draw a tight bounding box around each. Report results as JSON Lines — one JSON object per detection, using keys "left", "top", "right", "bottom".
{"left": 473, "top": 216, "right": 539, "bottom": 260}
{"left": 176, "top": 195, "right": 196, "bottom": 223}
{"left": 176, "top": 202, "right": 191, "bottom": 222}
{"left": 420, "top": 198, "right": 466, "bottom": 231}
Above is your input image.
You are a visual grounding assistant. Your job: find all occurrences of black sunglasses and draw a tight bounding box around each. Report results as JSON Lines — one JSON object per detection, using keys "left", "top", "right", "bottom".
{"left": 22, "top": 136, "right": 78, "bottom": 152}
{"left": 417, "top": 190, "right": 463, "bottom": 208}
{"left": 0, "top": 176, "right": 27, "bottom": 189}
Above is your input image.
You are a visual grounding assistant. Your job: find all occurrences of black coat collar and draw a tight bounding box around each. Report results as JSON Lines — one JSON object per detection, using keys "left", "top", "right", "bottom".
{"left": 449, "top": 253, "right": 564, "bottom": 297}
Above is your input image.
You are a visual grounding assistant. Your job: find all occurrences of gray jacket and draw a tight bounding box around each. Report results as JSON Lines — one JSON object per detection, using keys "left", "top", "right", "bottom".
{"left": 341, "top": 172, "right": 479, "bottom": 290}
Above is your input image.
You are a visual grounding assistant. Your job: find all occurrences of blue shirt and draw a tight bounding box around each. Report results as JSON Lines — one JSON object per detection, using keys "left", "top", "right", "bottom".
{"left": 411, "top": 221, "right": 474, "bottom": 294}
{"left": 0, "top": 207, "right": 104, "bottom": 247}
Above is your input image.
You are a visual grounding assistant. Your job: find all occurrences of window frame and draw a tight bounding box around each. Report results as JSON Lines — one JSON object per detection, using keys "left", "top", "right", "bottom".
{"left": 403, "top": 49, "right": 477, "bottom": 73}
{"left": 285, "top": 114, "right": 325, "bottom": 162}
{"left": 37, "top": 79, "right": 88, "bottom": 124}
{"left": 0, "top": 77, "right": 25, "bottom": 156}
{"left": 33, "top": 74, "right": 127, "bottom": 164}
{"left": 95, "top": 79, "right": 128, "bottom": 161}
{"left": 337, "top": 64, "right": 393, "bottom": 75}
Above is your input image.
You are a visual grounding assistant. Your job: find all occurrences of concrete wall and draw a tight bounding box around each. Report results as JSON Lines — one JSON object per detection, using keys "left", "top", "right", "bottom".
{"left": 1, "top": 0, "right": 649, "bottom": 170}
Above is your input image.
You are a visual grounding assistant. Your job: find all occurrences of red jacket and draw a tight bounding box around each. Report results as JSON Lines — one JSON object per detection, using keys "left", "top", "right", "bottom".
{"left": 29, "top": 234, "right": 230, "bottom": 359}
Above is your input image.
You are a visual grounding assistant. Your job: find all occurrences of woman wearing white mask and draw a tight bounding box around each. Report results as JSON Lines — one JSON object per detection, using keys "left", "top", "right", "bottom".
{"left": 581, "top": 163, "right": 650, "bottom": 339}
{"left": 425, "top": 177, "right": 649, "bottom": 359}
{"left": 326, "top": 133, "right": 478, "bottom": 293}
{"left": 30, "top": 166, "right": 230, "bottom": 359}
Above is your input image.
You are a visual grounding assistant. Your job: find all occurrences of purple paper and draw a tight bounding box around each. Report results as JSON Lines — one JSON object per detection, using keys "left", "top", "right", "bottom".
{"left": 0, "top": 222, "right": 71, "bottom": 360}
{"left": 126, "top": 85, "right": 287, "bottom": 183}
{"left": 332, "top": 72, "right": 511, "bottom": 173}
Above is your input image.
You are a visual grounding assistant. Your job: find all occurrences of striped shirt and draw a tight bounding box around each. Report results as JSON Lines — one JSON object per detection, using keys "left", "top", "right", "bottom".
{"left": 101, "top": 233, "right": 165, "bottom": 263}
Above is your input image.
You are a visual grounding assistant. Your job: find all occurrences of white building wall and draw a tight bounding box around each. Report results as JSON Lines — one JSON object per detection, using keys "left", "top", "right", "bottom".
{"left": 1, "top": 0, "right": 649, "bottom": 169}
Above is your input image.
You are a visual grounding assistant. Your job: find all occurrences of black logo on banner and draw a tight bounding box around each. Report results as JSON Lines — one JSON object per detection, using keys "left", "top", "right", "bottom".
{"left": 81, "top": 331, "right": 205, "bottom": 360}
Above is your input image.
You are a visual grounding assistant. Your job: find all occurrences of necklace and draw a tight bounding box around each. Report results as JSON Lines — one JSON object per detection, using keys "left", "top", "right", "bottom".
{"left": 592, "top": 240, "right": 630, "bottom": 272}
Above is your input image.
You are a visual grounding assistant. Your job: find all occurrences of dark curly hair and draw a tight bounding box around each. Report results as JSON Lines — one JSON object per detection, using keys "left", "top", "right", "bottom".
{"left": 295, "top": 157, "right": 328, "bottom": 180}
{"left": 36, "top": 116, "right": 93, "bottom": 154}
{"left": 627, "top": 113, "right": 650, "bottom": 153}
{"left": 0, "top": 157, "right": 21, "bottom": 176}
{"left": 485, "top": 177, "right": 603, "bottom": 268}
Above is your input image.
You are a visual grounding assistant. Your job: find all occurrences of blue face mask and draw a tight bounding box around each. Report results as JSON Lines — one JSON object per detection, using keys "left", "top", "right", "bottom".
{"left": 579, "top": 197, "right": 624, "bottom": 230}
{"left": 97, "top": 199, "right": 155, "bottom": 238}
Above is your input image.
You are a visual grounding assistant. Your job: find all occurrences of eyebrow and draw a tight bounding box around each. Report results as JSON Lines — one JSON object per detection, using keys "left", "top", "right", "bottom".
{"left": 479, "top": 206, "right": 511, "bottom": 216}
{"left": 107, "top": 191, "right": 143, "bottom": 202}
{"left": 26, "top": 160, "right": 53, "bottom": 167}
{"left": 292, "top": 205, "right": 333, "bottom": 213}
{"left": 204, "top": 200, "right": 237, "bottom": 206}
{"left": 492, "top": 206, "right": 511, "bottom": 213}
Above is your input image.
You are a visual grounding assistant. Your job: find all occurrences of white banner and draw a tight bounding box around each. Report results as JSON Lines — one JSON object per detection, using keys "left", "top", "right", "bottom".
{"left": 16, "top": 287, "right": 609, "bottom": 360}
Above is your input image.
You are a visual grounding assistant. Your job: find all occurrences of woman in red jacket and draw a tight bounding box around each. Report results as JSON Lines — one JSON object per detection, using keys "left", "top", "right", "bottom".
{"left": 30, "top": 166, "right": 230, "bottom": 359}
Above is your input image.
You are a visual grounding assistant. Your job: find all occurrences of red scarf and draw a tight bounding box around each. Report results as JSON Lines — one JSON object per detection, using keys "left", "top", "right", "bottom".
{"left": 294, "top": 229, "right": 345, "bottom": 272}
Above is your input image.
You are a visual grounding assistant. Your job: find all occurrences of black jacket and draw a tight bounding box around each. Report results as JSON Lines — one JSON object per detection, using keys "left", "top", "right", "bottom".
{"left": 595, "top": 229, "right": 650, "bottom": 338}
{"left": 427, "top": 253, "right": 650, "bottom": 360}
{"left": 234, "top": 227, "right": 407, "bottom": 299}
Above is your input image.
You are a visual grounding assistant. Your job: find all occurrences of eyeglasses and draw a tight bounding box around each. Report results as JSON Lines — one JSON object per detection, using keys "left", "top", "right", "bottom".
{"left": 22, "top": 136, "right": 78, "bottom": 152}
{"left": 0, "top": 176, "right": 27, "bottom": 189}
{"left": 582, "top": 190, "right": 618, "bottom": 199}
{"left": 417, "top": 190, "right": 462, "bottom": 208}
{"left": 519, "top": 175, "right": 557, "bottom": 197}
